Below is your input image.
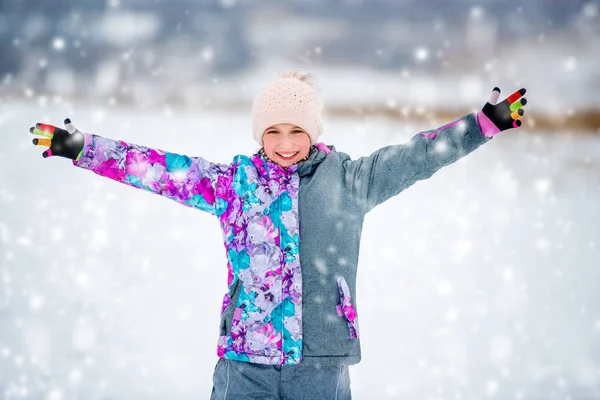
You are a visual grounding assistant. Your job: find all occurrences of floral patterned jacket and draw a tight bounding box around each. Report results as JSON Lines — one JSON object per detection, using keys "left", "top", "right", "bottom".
{"left": 72, "top": 112, "right": 492, "bottom": 366}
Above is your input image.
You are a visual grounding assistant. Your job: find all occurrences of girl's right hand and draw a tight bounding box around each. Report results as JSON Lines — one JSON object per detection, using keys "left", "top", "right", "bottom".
{"left": 30, "top": 118, "right": 85, "bottom": 160}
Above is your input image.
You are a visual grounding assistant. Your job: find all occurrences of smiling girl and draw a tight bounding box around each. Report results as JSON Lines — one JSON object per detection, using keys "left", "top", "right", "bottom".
{"left": 30, "top": 69, "right": 527, "bottom": 399}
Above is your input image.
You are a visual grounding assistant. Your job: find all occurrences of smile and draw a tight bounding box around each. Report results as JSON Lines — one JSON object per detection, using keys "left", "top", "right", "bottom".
{"left": 276, "top": 152, "right": 299, "bottom": 160}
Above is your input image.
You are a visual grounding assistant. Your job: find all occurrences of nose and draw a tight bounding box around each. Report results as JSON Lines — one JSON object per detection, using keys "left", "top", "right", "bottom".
{"left": 279, "top": 133, "right": 296, "bottom": 147}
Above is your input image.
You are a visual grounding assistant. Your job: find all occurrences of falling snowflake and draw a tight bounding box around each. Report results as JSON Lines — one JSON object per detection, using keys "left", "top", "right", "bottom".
{"left": 52, "top": 37, "right": 66, "bottom": 51}
{"left": 445, "top": 308, "right": 459, "bottom": 321}
{"left": 69, "top": 369, "right": 82, "bottom": 384}
{"left": 219, "top": 0, "right": 236, "bottom": 8}
{"left": 564, "top": 56, "right": 577, "bottom": 72}
{"left": 29, "top": 295, "right": 44, "bottom": 310}
{"left": 470, "top": 6, "right": 484, "bottom": 19}
{"left": 415, "top": 47, "right": 429, "bottom": 62}
{"left": 434, "top": 140, "right": 448, "bottom": 153}
{"left": 534, "top": 178, "right": 552, "bottom": 195}
{"left": 47, "top": 389, "right": 63, "bottom": 400}
{"left": 486, "top": 380, "right": 499, "bottom": 395}
{"left": 437, "top": 282, "right": 454, "bottom": 295}
{"left": 582, "top": 2, "right": 598, "bottom": 18}
{"left": 202, "top": 46, "right": 214, "bottom": 62}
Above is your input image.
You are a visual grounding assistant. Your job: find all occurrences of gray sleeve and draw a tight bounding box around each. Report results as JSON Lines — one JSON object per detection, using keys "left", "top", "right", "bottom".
{"left": 343, "top": 112, "right": 491, "bottom": 213}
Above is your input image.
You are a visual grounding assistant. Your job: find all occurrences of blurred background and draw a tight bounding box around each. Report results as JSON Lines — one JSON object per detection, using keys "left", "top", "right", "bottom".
{"left": 1, "top": 0, "right": 600, "bottom": 399}
{"left": 1, "top": 0, "right": 599, "bottom": 124}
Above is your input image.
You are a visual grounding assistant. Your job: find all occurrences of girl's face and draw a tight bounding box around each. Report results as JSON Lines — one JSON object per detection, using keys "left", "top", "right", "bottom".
{"left": 262, "top": 123, "right": 311, "bottom": 168}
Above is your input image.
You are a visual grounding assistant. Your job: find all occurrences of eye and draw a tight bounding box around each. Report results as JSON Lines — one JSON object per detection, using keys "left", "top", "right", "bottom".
{"left": 292, "top": 129, "right": 304, "bottom": 134}
{"left": 266, "top": 130, "right": 279, "bottom": 134}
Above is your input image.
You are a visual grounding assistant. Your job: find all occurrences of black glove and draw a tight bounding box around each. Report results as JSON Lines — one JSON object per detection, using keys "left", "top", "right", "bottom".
{"left": 481, "top": 87, "right": 527, "bottom": 132}
{"left": 30, "top": 118, "right": 85, "bottom": 160}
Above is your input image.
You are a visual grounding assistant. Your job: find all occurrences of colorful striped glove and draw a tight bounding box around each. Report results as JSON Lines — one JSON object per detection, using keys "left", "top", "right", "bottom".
{"left": 478, "top": 87, "right": 528, "bottom": 138}
{"left": 30, "top": 118, "right": 85, "bottom": 160}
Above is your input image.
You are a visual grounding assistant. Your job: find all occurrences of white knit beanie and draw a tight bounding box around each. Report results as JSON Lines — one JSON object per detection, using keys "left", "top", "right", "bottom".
{"left": 252, "top": 69, "right": 324, "bottom": 146}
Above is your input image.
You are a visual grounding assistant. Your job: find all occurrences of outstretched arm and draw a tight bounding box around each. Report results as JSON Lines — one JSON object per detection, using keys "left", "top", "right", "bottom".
{"left": 30, "top": 118, "right": 231, "bottom": 216}
{"left": 344, "top": 87, "right": 528, "bottom": 213}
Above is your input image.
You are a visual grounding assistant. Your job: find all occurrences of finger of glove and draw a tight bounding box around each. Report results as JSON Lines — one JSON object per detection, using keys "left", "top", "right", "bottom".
{"left": 506, "top": 88, "right": 526, "bottom": 105}
{"left": 509, "top": 97, "right": 527, "bottom": 112}
{"left": 488, "top": 87, "right": 501, "bottom": 105}
{"left": 30, "top": 123, "right": 57, "bottom": 139}
{"left": 510, "top": 109, "right": 525, "bottom": 120}
{"left": 32, "top": 137, "right": 52, "bottom": 147}
{"left": 42, "top": 149, "right": 53, "bottom": 158}
{"left": 64, "top": 118, "right": 77, "bottom": 134}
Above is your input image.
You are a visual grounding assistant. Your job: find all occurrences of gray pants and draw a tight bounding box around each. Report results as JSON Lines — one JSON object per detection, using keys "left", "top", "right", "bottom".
{"left": 210, "top": 358, "right": 352, "bottom": 400}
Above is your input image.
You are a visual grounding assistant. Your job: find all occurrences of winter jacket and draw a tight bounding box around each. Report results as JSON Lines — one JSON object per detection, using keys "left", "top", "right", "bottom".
{"left": 72, "top": 112, "right": 491, "bottom": 366}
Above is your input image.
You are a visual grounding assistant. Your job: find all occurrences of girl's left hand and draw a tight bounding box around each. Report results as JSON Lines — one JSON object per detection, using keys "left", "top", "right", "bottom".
{"left": 479, "top": 87, "right": 527, "bottom": 137}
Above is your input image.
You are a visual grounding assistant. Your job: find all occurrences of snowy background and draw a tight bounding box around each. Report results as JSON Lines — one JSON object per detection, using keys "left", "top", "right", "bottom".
{"left": 1, "top": 0, "right": 600, "bottom": 399}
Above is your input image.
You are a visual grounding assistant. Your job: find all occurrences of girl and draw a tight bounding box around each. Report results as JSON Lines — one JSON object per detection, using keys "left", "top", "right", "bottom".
{"left": 30, "top": 70, "right": 527, "bottom": 399}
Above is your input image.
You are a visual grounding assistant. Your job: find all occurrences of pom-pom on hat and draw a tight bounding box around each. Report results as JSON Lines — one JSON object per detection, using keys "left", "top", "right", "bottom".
{"left": 252, "top": 69, "right": 324, "bottom": 146}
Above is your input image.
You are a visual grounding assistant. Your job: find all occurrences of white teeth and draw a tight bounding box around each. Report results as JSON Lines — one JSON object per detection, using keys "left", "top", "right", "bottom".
{"left": 278, "top": 152, "right": 297, "bottom": 158}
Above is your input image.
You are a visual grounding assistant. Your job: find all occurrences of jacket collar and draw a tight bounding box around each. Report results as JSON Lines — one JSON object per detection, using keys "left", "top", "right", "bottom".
{"left": 251, "top": 144, "right": 333, "bottom": 180}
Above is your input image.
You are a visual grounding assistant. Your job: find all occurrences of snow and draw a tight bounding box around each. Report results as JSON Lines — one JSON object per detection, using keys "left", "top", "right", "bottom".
{"left": 51, "top": 38, "right": 66, "bottom": 52}
{"left": 1, "top": 99, "right": 599, "bottom": 398}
